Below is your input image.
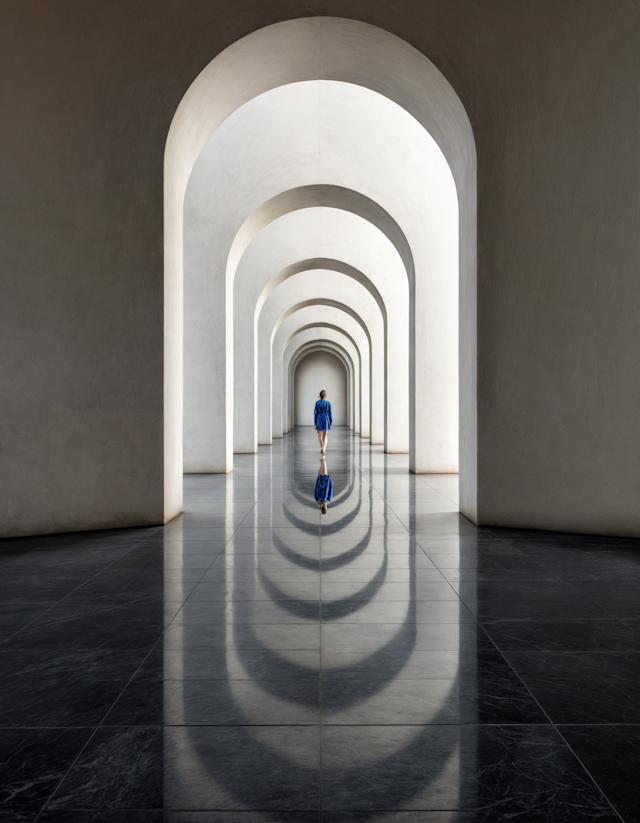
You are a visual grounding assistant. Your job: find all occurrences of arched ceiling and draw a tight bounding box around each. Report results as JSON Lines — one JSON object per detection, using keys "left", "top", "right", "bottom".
{"left": 176, "top": 18, "right": 470, "bottom": 488}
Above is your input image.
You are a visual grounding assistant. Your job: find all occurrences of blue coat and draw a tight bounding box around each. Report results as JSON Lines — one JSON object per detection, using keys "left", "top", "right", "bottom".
{"left": 314, "top": 473, "right": 333, "bottom": 502}
{"left": 314, "top": 399, "right": 333, "bottom": 430}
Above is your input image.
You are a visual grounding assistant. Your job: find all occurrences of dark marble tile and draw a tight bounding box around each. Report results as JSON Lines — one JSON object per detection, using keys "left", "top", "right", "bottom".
{"left": 505, "top": 651, "right": 640, "bottom": 722}
{"left": 0, "top": 567, "right": 91, "bottom": 593}
{"left": 105, "top": 677, "right": 319, "bottom": 725}
{"left": 456, "top": 579, "right": 610, "bottom": 620}
{"left": 1, "top": 604, "right": 168, "bottom": 650}
{"left": 4, "top": 545, "right": 132, "bottom": 570}
{"left": 0, "top": 728, "right": 90, "bottom": 813}
{"left": 0, "top": 648, "right": 147, "bottom": 680}
{"left": 426, "top": 552, "right": 542, "bottom": 572}
{"left": 0, "top": 535, "right": 51, "bottom": 553}
{"left": 0, "top": 675, "right": 125, "bottom": 727}
{"left": 38, "top": 813, "right": 164, "bottom": 823}
{"left": 483, "top": 618, "right": 640, "bottom": 652}
{"left": 48, "top": 727, "right": 163, "bottom": 810}
{"left": 0, "top": 603, "right": 50, "bottom": 639}
{"left": 322, "top": 725, "right": 611, "bottom": 816}
{"left": 321, "top": 812, "right": 619, "bottom": 822}
{"left": 560, "top": 725, "right": 640, "bottom": 823}
{"left": 165, "top": 814, "right": 320, "bottom": 822}
{"left": 40, "top": 813, "right": 319, "bottom": 823}
{"left": 567, "top": 578, "right": 640, "bottom": 617}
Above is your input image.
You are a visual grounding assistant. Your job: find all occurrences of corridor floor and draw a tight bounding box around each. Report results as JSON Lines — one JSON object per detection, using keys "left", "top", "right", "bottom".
{"left": 1, "top": 427, "right": 640, "bottom": 821}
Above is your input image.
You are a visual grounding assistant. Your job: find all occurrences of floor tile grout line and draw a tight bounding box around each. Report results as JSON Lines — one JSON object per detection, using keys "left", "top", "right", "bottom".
{"left": 0, "top": 533, "right": 163, "bottom": 649}
{"left": 31, "top": 638, "right": 161, "bottom": 820}
{"left": 19, "top": 534, "right": 228, "bottom": 819}
{"left": 480, "top": 624, "right": 627, "bottom": 822}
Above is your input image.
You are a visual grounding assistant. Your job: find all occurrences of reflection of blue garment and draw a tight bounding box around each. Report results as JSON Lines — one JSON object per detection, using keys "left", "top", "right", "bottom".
{"left": 314, "top": 474, "right": 333, "bottom": 502}
{"left": 314, "top": 399, "right": 333, "bottom": 431}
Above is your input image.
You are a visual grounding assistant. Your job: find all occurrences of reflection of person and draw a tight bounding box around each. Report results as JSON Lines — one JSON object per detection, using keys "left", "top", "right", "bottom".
{"left": 314, "top": 389, "right": 333, "bottom": 456}
{"left": 314, "top": 456, "right": 333, "bottom": 515}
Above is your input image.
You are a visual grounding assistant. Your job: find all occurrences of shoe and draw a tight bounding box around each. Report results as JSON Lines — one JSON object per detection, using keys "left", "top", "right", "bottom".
{"left": 321, "top": 501, "right": 327, "bottom": 515}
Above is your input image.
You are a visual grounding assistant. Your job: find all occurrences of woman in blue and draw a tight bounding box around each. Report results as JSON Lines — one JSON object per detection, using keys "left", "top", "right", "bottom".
{"left": 314, "top": 456, "right": 333, "bottom": 515}
{"left": 314, "top": 389, "right": 332, "bottom": 455}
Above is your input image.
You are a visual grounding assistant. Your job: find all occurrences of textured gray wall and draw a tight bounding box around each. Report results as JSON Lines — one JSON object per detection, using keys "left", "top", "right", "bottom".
{"left": 1, "top": 1, "right": 639, "bottom": 536}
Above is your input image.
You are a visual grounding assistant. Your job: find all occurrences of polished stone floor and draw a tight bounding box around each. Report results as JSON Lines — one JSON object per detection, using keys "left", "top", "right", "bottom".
{"left": 1, "top": 427, "right": 640, "bottom": 821}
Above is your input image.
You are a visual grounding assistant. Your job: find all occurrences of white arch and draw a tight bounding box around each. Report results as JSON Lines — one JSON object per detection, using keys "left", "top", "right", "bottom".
{"left": 278, "top": 306, "right": 372, "bottom": 439}
{"left": 168, "top": 17, "right": 476, "bottom": 519}
{"left": 257, "top": 273, "right": 383, "bottom": 443}
{"left": 227, "top": 184, "right": 415, "bottom": 289}
{"left": 273, "top": 307, "right": 369, "bottom": 437}
{"left": 233, "top": 207, "right": 408, "bottom": 454}
{"left": 290, "top": 343, "right": 354, "bottom": 429}
{"left": 279, "top": 330, "right": 362, "bottom": 436}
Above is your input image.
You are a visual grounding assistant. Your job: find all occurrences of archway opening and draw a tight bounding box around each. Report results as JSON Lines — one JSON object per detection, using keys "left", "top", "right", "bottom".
{"left": 165, "top": 16, "right": 477, "bottom": 523}
{"left": 294, "top": 350, "right": 348, "bottom": 428}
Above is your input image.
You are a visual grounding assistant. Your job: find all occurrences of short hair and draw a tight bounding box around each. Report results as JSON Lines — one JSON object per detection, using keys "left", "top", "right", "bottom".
{"left": 319, "top": 389, "right": 327, "bottom": 399}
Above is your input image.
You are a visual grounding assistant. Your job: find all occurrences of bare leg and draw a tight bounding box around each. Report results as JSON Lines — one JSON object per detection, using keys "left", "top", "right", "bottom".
{"left": 317, "top": 428, "right": 323, "bottom": 452}
{"left": 321, "top": 431, "right": 328, "bottom": 454}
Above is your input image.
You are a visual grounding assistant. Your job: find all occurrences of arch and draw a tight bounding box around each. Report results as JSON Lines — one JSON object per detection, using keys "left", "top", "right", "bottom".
{"left": 267, "top": 300, "right": 378, "bottom": 441}
{"left": 276, "top": 316, "right": 368, "bottom": 438}
{"left": 227, "top": 184, "right": 415, "bottom": 290}
{"left": 291, "top": 345, "right": 352, "bottom": 429}
{"left": 255, "top": 274, "right": 386, "bottom": 448}
{"left": 233, "top": 252, "right": 397, "bottom": 449}
{"left": 286, "top": 338, "right": 358, "bottom": 432}
{"left": 275, "top": 325, "right": 362, "bottom": 439}
{"left": 168, "top": 16, "right": 477, "bottom": 520}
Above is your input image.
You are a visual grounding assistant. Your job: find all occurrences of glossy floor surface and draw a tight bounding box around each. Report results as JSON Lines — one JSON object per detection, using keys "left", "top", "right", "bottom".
{"left": 1, "top": 427, "right": 640, "bottom": 822}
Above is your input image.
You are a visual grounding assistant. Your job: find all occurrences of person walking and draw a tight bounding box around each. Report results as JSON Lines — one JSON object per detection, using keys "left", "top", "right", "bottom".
{"left": 314, "top": 390, "right": 332, "bottom": 455}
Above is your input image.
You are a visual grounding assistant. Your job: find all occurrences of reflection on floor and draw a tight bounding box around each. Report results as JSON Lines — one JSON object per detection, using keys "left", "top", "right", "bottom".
{"left": 1, "top": 427, "right": 639, "bottom": 821}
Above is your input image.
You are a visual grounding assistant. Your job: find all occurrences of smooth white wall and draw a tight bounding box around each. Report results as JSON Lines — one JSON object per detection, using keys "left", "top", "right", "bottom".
{"left": 295, "top": 352, "right": 346, "bottom": 427}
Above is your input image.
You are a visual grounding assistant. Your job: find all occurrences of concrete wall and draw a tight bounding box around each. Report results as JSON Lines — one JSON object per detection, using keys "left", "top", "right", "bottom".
{"left": 295, "top": 352, "right": 347, "bottom": 427}
{"left": 2, "top": 2, "right": 640, "bottom": 536}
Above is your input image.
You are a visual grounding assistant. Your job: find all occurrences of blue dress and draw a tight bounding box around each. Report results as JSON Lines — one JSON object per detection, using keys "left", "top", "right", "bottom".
{"left": 314, "top": 399, "right": 333, "bottom": 431}
{"left": 314, "top": 473, "right": 333, "bottom": 502}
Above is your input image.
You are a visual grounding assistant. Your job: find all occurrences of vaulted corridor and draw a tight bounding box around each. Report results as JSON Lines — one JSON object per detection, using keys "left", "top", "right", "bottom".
{"left": 1, "top": 428, "right": 639, "bottom": 820}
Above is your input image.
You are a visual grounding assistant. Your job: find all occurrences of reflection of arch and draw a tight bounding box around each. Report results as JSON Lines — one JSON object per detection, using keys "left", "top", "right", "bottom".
{"left": 170, "top": 16, "right": 477, "bottom": 520}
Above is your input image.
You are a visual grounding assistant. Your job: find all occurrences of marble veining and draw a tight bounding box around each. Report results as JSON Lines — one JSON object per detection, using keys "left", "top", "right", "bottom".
{"left": 1, "top": 428, "right": 638, "bottom": 820}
